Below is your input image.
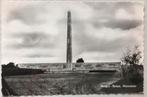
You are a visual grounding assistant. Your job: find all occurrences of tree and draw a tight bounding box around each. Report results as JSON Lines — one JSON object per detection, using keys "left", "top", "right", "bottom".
{"left": 76, "top": 58, "right": 84, "bottom": 63}
{"left": 6, "top": 62, "right": 15, "bottom": 68}
{"left": 121, "top": 45, "right": 142, "bottom": 66}
{"left": 121, "top": 45, "right": 143, "bottom": 84}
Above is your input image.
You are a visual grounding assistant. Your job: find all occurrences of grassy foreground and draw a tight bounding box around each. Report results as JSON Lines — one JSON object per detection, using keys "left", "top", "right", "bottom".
{"left": 100, "top": 78, "right": 143, "bottom": 94}
{"left": 4, "top": 72, "right": 119, "bottom": 95}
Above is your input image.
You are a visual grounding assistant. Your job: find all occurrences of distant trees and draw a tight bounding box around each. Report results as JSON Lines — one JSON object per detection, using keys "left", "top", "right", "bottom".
{"left": 2, "top": 62, "right": 45, "bottom": 76}
{"left": 7, "top": 62, "right": 15, "bottom": 66}
{"left": 2, "top": 62, "right": 17, "bottom": 69}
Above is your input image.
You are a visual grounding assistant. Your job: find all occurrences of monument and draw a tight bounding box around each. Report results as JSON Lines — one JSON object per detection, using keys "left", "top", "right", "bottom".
{"left": 19, "top": 11, "right": 121, "bottom": 72}
{"left": 66, "top": 11, "right": 72, "bottom": 70}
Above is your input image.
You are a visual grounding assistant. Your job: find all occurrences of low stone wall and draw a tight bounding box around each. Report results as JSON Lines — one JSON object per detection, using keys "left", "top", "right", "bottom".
{"left": 18, "top": 62, "right": 121, "bottom": 72}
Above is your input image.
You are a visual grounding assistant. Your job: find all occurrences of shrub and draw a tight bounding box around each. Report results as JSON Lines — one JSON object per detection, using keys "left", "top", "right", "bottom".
{"left": 76, "top": 58, "right": 84, "bottom": 63}
{"left": 121, "top": 64, "right": 143, "bottom": 84}
{"left": 121, "top": 45, "right": 143, "bottom": 84}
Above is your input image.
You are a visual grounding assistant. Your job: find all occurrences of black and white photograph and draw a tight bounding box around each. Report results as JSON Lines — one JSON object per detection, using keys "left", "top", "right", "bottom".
{"left": 1, "top": 0, "right": 144, "bottom": 96}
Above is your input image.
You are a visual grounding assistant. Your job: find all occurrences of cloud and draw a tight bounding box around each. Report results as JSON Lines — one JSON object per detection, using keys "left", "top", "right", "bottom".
{"left": 87, "top": 2, "right": 143, "bottom": 30}
{"left": 7, "top": 1, "right": 94, "bottom": 25}
{"left": 8, "top": 6, "right": 46, "bottom": 24}
{"left": 9, "top": 32, "right": 55, "bottom": 49}
{"left": 73, "top": 23, "right": 143, "bottom": 56}
{"left": 26, "top": 53, "right": 53, "bottom": 58}
{"left": 115, "top": 8, "right": 134, "bottom": 20}
{"left": 1, "top": 1, "right": 144, "bottom": 63}
{"left": 87, "top": 2, "right": 143, "bottom": 20}
{"left": 104, "top": 19, "right": 142, "bottom": 30}
{"left": 73, "top": 24, "right": 143, "bottom": 63}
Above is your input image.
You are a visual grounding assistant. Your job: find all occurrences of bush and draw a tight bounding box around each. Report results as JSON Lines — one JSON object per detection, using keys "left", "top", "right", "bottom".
{"left": 2, "top": 62, "right": 45, "bottom": 76}
{"left": 121, "top": 45, "right": 143, "bottom": 84}
{"left": 76, "top": 58, "right": 84, "bottom": 63}
{"left": 121, "top": 64, "right": 143, "bottom": 84}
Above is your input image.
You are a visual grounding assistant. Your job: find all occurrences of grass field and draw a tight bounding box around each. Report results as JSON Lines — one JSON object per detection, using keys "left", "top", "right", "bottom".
{"left": 4, "top": 72, "right": 120, "bottom": 95}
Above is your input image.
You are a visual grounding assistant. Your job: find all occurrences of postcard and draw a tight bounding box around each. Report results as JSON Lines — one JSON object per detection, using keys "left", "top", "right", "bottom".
{"left": 1, "top": 0, "right": 144, "bottom": 96}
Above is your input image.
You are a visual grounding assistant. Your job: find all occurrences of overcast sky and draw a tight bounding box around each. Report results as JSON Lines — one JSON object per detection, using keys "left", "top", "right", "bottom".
{"left": 1, "top": 0, "right": 144, "bottom": 64}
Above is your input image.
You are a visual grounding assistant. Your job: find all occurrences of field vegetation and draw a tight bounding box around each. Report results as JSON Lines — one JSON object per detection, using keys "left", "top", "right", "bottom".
{"left": 101, "top": 45, "right": 144, "bottom": 93}
{"left": 4, "top": 72, "right": 119, "bottom": 95}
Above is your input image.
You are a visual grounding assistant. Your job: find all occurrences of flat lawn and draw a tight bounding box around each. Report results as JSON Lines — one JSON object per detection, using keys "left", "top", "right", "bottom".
{"left": 4, "top": 72, "right": 119, "bottom": 95}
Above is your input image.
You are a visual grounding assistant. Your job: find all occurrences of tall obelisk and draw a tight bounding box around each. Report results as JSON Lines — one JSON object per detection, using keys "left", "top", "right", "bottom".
{"left": 66, "top": 11, "right": 72, "bottom": 70}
